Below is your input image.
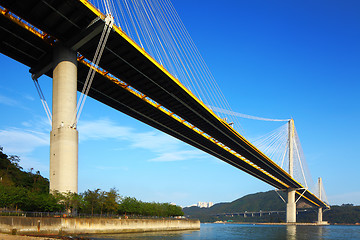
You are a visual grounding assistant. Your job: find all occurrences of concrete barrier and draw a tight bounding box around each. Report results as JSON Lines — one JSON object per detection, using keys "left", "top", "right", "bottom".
{"left": 0, "top": 216, "right": 200, "bottom": 235}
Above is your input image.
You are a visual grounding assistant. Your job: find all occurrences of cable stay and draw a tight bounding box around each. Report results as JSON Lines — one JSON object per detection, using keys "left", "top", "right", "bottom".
{"left": 72, "top": 14, "right": 114, "bottom": 127}
{"left": 208, "top": 105, "right": 290, "bottom": 122}
{"left": 293, "top": 125, "right": 315, "bottom": 193}
{"left": 316, "top": 177, "right": 329, "bottom": 205}
{"left": 251, "top": 123, "right": 289, "bottom": 166}
{"left": 31, "top": 77, "right": 52, "bottom": 126}
{"left": 88, "top": 0, "right": 244, "bottom": 134}
{"left": 250, "top": 120, "right": 316, "bottom": 194}
{"left": 30, "top": 13, "right": 114, "bottom": 128}
{"left": 85, "top": 0, "right": 325, "bottom": 205}
{"left": 294, "top": 138, "right": 308, "bottom": 188}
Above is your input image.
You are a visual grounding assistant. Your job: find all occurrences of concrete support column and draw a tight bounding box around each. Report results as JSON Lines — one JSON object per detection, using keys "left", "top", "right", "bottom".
{"left": 50, "top": 45, "right": 78, "bottom": 193}
{"left": 317, "top": 208, "right": 323, "bottom": 223}
{"left": 286, "top": 189, "right": 296, "bottom": 223}
{"left": 286, "top": 119, "right": 296, "bottom": 223}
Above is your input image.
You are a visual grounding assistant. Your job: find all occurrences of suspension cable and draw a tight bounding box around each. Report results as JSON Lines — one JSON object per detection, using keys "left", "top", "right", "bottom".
{"left": 72, "top": 14, "right": 114, "bottom": 127}
{"left": 31, "top": 77, "right": 52, "bottom": 126}
{"left": 208, "top": 105, "right": 290, "bottom": 122}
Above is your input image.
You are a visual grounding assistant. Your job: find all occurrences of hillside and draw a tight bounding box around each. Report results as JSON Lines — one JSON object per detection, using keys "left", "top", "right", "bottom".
{"left": 0, "top": 146, "right": 60, "bottom": 212}
{"left": 0, "top": 147, "right": 183, "bottom": 216}
{"left": 184, "top": 191, "right": 360, "bottom": 224}
{"left": 184, "top": 191, "right": 285, "bottom": 215}
{"left": 0, "top": 146, "right": 49, "bottom": 193}
{"left": 183, "top": 191, "right": 286, "bottom": 222}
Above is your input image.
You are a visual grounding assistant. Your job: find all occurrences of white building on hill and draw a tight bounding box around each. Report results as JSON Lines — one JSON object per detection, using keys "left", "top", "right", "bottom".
{"left": 197, "top": 202, "right": 214, "bottom": 208}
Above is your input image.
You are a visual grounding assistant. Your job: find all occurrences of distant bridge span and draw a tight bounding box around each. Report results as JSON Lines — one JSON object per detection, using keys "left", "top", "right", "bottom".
{"left": 215, "top": 209, "right": 311, "bottom": 218}
{"left": 0, "top": 0, "right": 329, "bottom": 223}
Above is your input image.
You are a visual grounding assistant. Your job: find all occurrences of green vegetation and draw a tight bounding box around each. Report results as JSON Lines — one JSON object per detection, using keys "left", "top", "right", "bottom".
{"left": 184, "top": 191, "right": 360, "bottom": 224}
{"left": 322, "top": 204, "right": 360, "bottom": 224}
{"left": 0, "top": 147, "right": 183, "bottom": 217}
{"left": 183, "top": 191, "right": 286, "bottom": 223}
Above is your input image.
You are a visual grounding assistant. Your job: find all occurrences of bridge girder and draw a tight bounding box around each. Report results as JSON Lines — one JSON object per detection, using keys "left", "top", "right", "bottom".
{"left": 0, "top": 0, "right": 329, "bottom": 210}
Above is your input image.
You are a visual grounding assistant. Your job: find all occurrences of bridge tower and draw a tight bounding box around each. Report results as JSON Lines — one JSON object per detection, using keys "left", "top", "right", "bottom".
{"left": 317, "top": 177, "right": 323, "bottom": 223}
{"left": 49, "top": 45, "right": 78, "bottom": 193}
{"left": 286, "top": 119, "right": 296, "bottom": 223}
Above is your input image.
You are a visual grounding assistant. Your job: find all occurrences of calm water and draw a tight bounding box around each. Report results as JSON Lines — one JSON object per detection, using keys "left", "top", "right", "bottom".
{"left": 83, "top": 223, "right": 360, "bottom": 240}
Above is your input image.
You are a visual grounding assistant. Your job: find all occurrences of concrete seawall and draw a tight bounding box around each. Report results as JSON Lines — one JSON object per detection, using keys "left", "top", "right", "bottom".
{"left": 0, "top": 217, "right": 200, "bottom": 235}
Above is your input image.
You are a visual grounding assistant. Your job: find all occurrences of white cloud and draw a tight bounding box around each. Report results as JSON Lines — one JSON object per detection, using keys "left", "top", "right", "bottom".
{"left": 78, "top": 119, "right": 132, "bottom": 141}
{"left": 0, "top": 117, "right": 206, "bottom": 173}
{"left": 0, "top": 93, "right": 33, "bottom": 111}
{"left": 149, "top": 150, "right": 205, "bottom": 162}
{"left": 19, "top": 155, "right": 49, "bottom": 174}
{"left": 21, "top": 121, "right": 32, "bottom": 127}
{"left": 23, "top": 94, "right": 35, "bottom": 101}
{"left": 0, "top": 128, "right": 49, "bottom": 155}
{"left": 0, "top": 128, "right": 49, "bottom": 174}
{"left": 129, "top": 131, "right": 179, "bottom": 152}
{"left": 78, "top": 118, "right": 205, "bottom": 162}
{"left": 0, "top": 94, "right": 18, "bottom": 106}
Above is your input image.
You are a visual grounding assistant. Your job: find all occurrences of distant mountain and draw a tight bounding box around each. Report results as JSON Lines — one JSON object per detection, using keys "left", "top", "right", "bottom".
{"left": 184, "top": 191, "right": 360, "bottom": 224}
{"left": 183, "top": 190, "right": 285, "bottom": 220}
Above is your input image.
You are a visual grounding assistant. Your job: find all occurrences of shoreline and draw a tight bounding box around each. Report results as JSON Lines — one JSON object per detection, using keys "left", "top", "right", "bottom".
{"left": 0, "top": 233, "right": 94, "bottom": 240}
{"left": 0, "top": 216, "right": 200, "bottom": 236}
{"left": 0, "top": 233, "right": 51, "bottom": 240}
{"left": 212, "top": 221, "right": 360, "bottom": 226}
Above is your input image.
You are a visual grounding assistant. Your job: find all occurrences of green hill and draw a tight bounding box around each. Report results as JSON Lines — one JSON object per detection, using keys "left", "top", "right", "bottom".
{"left": 183, "top": 191, "right": 360, "bottom": 224}
{"left": 183, "top": 191, "right": 286, "bottom": 222}
{"left": 0, "top": 146, "right": 61, "bottom": 212}
{"left": 211, "top": 191, "right": 285, "bottom": 213}
{"left": 0, "top": 146, "right": 49, "bottom": 193}
{"left": 0, "top": 147, "right": 183, "bottom": 216}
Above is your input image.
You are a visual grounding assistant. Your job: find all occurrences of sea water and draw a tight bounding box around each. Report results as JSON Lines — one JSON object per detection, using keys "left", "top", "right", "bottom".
{"left": 83, "top": 223, "right": 360, "bottom": 240}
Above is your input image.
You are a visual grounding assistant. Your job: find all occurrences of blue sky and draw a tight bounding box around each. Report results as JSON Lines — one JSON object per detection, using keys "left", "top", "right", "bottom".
{"left": 0, "top": 0, "right": 359, "bottom": 207}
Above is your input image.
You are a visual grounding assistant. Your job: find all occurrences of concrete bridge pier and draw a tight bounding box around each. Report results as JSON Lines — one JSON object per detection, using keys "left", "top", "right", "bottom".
{"left": 316, "top": 177, "right": 325, "bottom": 224}
{"left": 317, "top": 208, "right": 323, "bottom": 223}
{"left": 286, "top": 119, "right": 296, "bottom": 223}
{"left": 286, "top": 188, "right": 296, "bottom": 223}
{"left": 50, "top": 44, "right": 78, "bottom": 193}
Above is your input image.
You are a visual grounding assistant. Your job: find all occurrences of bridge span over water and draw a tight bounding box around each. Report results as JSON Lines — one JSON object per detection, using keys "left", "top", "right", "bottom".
{"left": 0, "top": 0, "right": 329, "bottom": 223}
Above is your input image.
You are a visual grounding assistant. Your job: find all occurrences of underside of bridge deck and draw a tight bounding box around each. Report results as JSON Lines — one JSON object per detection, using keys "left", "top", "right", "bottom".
{"left": 0, "top": 0, "right": 329, "bottom": 210}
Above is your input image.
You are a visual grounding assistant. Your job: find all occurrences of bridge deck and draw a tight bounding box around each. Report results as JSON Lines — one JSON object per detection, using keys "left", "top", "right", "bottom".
{"left": 0, "top": 0, "right": 329, "bottom": 209}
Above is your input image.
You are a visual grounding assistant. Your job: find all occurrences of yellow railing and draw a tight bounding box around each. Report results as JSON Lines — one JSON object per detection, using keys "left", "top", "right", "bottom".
{"left": 0, "top": 3, "right": 330, "bottom": 208}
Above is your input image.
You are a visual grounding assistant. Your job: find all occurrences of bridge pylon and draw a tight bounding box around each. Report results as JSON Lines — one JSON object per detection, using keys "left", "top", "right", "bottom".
{"left": 49, "top": 44, "right": 78, "bottom": 194}
{"left": 286, "top": 119, "right": 296, "bottom": 223}
{"left": 317, "top": 177, "right": 325, "bottom": 224}
{"left": 286, "top": 188, "right": 296, "bottom": 223}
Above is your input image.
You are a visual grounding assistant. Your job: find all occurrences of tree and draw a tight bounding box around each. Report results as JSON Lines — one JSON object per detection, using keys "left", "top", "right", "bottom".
{"left": 104, "top": 188, "right": 120, "bottom": 215}
{"left": 119, "top": 197, "right": 141, "bottom": 216}
{"left": 0, "top": 147, "right": 186, "bottom": 216}
{"left": 83, "top": 189, "right": 101, "bottom": 215}
{"left": 8, "top": 155, "right": 21, "bottom": 170}
{"left": 60, "top": 192, "right": 84, "bottom": 215}
{"left": 98, "top": 190, "right": 106, "bottom": 216}
{"left": 167, "top": 204, "right": 184, "bottom": 217}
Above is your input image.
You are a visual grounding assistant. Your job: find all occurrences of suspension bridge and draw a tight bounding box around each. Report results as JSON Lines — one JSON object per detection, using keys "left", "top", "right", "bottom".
{"left": 0, "top": 0, "right": 329, "bottom": 223}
